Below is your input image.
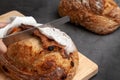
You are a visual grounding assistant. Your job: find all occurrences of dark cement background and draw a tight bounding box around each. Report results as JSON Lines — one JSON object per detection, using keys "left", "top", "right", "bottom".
{"left": 0, "top": 0, "right": 120, "bottom": 80}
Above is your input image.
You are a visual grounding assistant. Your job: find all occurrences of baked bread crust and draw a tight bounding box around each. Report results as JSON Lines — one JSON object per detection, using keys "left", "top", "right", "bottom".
{"left": 0, "top": 24, "right": 79, "bottom": 80}
{"left": 58, "top": 0, "right": 120, "bottom": 34}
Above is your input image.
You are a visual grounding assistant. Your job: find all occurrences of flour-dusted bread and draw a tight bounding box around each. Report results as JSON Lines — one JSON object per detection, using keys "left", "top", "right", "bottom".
{"left": 0, "top": 24, "right": 79, "bottom": 80}
{"left": 58, "top": 0, "right": 120, "bottom": 34}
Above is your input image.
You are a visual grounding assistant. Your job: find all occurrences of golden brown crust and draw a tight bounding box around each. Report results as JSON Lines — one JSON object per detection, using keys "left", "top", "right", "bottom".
{"left": 0, "top": 24, "right": 79, "bottom": 80}
{"left": 58, "top": 0, "right": 120, "bottom": 34}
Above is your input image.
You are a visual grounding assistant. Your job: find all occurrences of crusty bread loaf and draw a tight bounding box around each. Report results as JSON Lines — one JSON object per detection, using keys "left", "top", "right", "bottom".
{"left": 0, "top": 25, "right": 79, "bottom": 80}
{"left": 58, "top": 0, "right": 120, "bottom": 34}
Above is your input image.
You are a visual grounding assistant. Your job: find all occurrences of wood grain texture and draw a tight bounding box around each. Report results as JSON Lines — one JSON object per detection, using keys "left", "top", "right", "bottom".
{"left": 0, "top": 10, "right": 24, "bottom": 22}
{"left": 0, "top": 11, "right": 98, "bottom": 80}
{"left": 73, "top": 52, "right": 98, "bottom": 80}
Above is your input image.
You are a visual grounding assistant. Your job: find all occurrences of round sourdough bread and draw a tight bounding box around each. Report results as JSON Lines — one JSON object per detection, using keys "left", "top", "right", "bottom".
{"left": 1, "top": 24, "right": 79, "bottom": 80}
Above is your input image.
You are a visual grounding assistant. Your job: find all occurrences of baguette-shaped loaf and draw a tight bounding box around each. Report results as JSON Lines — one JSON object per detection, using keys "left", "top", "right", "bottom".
{"left": 59, "top": 0, "right": 120, "bottom": 34}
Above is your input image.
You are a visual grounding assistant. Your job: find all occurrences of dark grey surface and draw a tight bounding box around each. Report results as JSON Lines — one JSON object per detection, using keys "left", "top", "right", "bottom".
{"left": 0, "top": 0, "right": 120, "bottom": 80}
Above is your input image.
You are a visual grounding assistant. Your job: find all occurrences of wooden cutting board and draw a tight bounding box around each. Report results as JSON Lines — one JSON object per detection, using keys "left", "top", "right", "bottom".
{"left": 0, "top": 10, "right": 98, "bottom": 80}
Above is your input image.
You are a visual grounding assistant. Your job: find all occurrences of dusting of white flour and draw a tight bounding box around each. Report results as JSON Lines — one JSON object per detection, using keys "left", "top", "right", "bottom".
{"left": 0, "top": 17, "right": 76, "bottom": 54}
{"left": 37, "top": 25, "right": 76, "bottom": 54}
